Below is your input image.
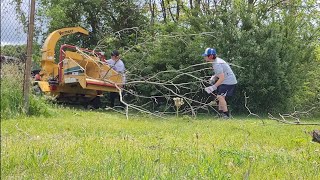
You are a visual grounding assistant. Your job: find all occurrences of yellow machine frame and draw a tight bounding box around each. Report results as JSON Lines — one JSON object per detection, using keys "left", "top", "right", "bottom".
{"left": 37, "top": 27, "right": 123, "bottom": 107}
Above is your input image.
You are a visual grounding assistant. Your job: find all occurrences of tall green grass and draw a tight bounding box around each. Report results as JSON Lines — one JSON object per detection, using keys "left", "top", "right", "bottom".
{"left": 1, "top": 63, "right": 24, "bottom": 118}
{"left": 1, "top": 63, "right": 54, "bottom": 119}
{"left": 1, "top": 109, "right": 319, "bottom": 179}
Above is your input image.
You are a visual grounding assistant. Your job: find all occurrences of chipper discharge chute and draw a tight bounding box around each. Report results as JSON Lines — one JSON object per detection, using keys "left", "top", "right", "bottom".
{"left": 35, "top": 27, "right": 123, "bottom": 108}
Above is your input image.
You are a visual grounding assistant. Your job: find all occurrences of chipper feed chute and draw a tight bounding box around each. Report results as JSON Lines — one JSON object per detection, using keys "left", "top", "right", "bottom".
{"left": 61, "top": 47, "right": 123, "bottom": 92}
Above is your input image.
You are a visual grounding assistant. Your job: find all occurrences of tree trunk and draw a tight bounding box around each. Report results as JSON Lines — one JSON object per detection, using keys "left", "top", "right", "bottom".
{"left": 168, "top": 3, "right": 176, "bottom": 23}
{"left": 161, "top": 0, "right": 167, "bottom": 23}
{"left": 176, "top": 0, "right": 180, "bottom": 21}
{"left": 149, "top": 0, "right": 155, "bottom": 25}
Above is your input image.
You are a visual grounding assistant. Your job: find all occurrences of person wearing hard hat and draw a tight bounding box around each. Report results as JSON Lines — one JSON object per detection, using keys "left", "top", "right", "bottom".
{"left": 202, "top": 48, "right": 237, "bottom": 118}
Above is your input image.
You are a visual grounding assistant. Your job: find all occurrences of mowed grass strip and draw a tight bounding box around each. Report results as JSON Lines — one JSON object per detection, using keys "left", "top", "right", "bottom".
{"left": 1, "top": 109, "right": 319, "bottom": 179}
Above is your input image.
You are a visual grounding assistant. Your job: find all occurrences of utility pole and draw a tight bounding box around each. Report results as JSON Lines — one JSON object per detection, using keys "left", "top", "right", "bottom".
{"left": 23, "top": 0, "right": 35, "bottom": 114}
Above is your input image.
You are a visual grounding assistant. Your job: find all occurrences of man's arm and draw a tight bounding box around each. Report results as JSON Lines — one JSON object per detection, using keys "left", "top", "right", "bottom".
{"left": 212, "top": 63, "right": 224, "bottom": 87}
{"left": 209, "top": 75, "right": 217, "bottom": 84}
{"left": 204, "top": 73, "right": 224, "bottom": 94}
{"left": 214, "top": 73, "right": 224, "bottom": 87}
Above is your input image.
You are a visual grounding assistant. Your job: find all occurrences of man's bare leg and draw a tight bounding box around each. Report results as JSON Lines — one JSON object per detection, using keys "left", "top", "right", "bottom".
{"left": 217, "top": 95, "right": 229, "bottom": 117}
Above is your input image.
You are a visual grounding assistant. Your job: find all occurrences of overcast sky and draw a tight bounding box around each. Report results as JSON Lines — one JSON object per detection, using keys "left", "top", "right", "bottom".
{"left": 1, "top": 0, "right": 29, "bottom": 46}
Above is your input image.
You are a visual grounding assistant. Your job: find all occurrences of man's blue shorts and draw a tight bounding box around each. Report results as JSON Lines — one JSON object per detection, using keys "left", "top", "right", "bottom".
{"left": 217, "top": 84, "right": 236, "bottom": 97}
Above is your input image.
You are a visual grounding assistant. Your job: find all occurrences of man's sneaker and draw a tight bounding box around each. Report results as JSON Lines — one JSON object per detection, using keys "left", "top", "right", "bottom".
{"left": 221, "top": 113, "right": 230, "bottom": 119}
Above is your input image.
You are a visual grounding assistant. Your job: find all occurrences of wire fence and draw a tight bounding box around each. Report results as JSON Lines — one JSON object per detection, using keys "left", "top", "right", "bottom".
{"left": 1, "top": 0, "right": 36, "bottom": 113}
{"left": 1, "top": 0, "right": 31, "bottom": 64}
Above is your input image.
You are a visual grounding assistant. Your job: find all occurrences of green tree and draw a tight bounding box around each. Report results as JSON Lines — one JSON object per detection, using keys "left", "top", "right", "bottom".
{"left": 11, "top": 0, "right": 320, "bottom": 116}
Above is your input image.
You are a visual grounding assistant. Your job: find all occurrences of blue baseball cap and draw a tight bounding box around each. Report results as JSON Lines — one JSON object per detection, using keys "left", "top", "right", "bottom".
{"left": 202, "top": 48, "right": 216, "bottom": 56}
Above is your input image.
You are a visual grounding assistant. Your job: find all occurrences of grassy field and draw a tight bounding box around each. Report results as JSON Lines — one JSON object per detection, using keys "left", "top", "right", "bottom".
{"left": 1, "top": 109, "right": 319, "bottom": 179}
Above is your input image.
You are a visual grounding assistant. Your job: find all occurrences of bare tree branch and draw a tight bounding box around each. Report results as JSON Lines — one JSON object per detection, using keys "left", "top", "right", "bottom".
{"left": 268, "top": 109, "right": 320, "bottom": 125}
{"left": 244, "top": 92, "right": 260, "bottom": 118}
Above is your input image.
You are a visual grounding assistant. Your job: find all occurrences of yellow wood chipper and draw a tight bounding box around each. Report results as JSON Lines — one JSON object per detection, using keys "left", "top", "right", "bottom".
{"left": 34, "top": 27, "right": 123, "bottom": 108}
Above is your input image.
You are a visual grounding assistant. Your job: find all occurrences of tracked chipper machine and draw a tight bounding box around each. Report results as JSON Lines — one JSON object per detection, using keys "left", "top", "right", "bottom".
{"left": 35, "top": 27, "right": 123, "bottom": 108}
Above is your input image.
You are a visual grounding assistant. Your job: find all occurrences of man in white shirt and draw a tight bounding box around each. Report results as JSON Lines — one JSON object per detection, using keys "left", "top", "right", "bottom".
{"left": 202, "top": 48, "right": 237, "bottom": 118}
{"left": 106, "top": 50, "right": 126, "bottom": 108}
